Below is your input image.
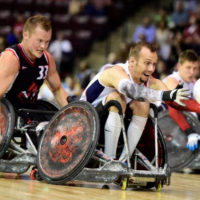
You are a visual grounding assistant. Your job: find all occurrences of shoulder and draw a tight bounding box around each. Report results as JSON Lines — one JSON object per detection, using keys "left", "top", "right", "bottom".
{"left": 149, "top": 76, "right": 168, "bottom": 90}
{"left": 44, "top": 51, "right": 55, "bottom": 65}
{"left": 0, "top": 50, "right": 20, "bottom": 71}
{"left": 0, "top": 49, "right": 20, "bottom": 64}
{"left": 163, "top": 76, "right": 179, "bottom": 90}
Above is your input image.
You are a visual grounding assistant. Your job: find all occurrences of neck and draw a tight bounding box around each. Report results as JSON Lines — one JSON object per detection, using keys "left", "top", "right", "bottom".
{"left": 20, "top": 41, "right": 36, "bottom": 61}
{"left": 128, "top": 65, "right": 141, "bottom": 84}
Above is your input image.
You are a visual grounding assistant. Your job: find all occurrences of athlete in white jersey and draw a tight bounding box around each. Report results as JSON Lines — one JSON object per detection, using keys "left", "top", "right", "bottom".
{"left": 163, "top": 49, "right": 200, "bottom": 151}
{"left": 81, "top": 42, "right": 190, "bottom": 160}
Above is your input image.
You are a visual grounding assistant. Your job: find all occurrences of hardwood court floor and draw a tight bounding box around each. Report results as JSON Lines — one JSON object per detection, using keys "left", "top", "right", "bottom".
{"left": 0, "top": 172, "right": 199, "bottom": 200}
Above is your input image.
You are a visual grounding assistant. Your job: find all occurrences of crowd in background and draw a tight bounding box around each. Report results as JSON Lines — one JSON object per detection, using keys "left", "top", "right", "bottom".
{"left": 0, "top": 0, "right": 200, "bottom": 103}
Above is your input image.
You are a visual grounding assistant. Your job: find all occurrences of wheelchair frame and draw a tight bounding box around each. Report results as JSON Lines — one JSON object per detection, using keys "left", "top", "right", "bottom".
{"left": 0, "top": 98, "right": 170, "bottom": 191}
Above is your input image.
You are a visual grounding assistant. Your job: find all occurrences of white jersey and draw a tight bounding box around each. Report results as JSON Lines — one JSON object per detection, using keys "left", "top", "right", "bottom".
{"left": 80, "top": 61, "right": 163, "bottom": 107}
{"left": 163, "top": 71, "right": 194, "bottom": 98}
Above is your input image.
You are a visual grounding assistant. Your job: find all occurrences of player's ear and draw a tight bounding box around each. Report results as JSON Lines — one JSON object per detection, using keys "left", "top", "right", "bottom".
{"left": 129, "top": 56, "right": 135, "bottom": 65}
{"left": 23, "top": 31, "right": 29, "bottom": 40}
{"left": 176, "top": 63, "right": 181, "bottom": 70}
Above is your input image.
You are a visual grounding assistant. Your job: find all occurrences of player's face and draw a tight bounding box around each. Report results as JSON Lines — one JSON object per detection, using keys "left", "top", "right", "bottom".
{"left": 24, "top": 25, "right": 52, "bottom": 60}
{"left": 178, "top": 60, "right": 199, "bottom": 83}
{"left": 131, "top": 47, "right": 158, "bottom": 84}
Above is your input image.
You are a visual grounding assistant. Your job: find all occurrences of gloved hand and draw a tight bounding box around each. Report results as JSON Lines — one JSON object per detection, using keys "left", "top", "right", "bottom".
{"left": 186, "top": 133, "right": 200, "bottom": 151}
{"left": 162, "top": 88, "right": 190, "bottom": 106}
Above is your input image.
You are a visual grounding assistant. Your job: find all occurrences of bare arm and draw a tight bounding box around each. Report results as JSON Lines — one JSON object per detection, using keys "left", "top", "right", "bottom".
{"left": 99, "top": 66, "right": 129, "bottom": 89}
{"left": 163, "top": 77, "right": 179, "bottom": 90}
{"left": 45, "top": 51, "right": 68, "bottom": 108}
{"left": 0, "top": 51, "right": 20, "bottom": 99}
{"left": 99, "top": 66, "right": 164, "bottom": 102}
{"left": 149, "top": 76, "right": 169, "bottom": 90}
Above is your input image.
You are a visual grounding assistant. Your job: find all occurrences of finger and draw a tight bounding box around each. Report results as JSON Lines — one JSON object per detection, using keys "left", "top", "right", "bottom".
{"left": 180, "top": 88, "right": 190, "bottom": 92}
{"left": 179, "top": 96, "right": 190, "bottom": 100}
{"left": 180, "top": 91, "right": 191, "bottom": 96}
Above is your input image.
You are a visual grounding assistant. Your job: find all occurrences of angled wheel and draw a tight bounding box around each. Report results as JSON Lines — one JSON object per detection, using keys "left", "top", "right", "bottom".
{"left": 158, "top": 110, "right": 199, "bottom": 171}
{"left": 0, "top": 98, "right": 15, "bottom": 158}
{"left": 37, "top": 101, "right": 100, "bottom": 184}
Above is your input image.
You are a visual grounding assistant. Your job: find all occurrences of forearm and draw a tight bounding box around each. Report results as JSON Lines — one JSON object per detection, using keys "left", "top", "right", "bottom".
{"left": 53, "top": 87, "right": 68, "bottom": 108}
{"left": 118, "top": 79, "right": 163, "bottom": 102}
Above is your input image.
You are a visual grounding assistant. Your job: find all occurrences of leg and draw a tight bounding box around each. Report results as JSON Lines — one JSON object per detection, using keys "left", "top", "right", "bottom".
{"left": 120, "top": 101, "right": 149, "bottom": 161}
{"left": 103, "top": 91, "right": 126, "bottom": 159}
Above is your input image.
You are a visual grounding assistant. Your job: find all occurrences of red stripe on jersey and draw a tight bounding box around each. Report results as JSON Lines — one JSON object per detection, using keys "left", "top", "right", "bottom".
{"left": 17, "top": 44, "right": 35, "bottom": 67}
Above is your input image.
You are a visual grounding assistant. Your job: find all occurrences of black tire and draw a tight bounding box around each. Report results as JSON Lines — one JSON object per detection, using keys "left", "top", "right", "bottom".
{"left": 158, "top": 110, "right": 199, "bottom": 171}
{"left": 0, "top": 98, "right": 15, "bottom": 158}
{"left": 37, "top": 101, "right": 100, "bottom": 184}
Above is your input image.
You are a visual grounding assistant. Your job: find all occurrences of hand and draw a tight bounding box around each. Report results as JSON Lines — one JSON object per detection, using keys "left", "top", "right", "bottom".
{"left": 186, "top": 133, "right": 200, "bottom": 151}
{"left": 162, "top": 88, "right": 190, "bottom": 106}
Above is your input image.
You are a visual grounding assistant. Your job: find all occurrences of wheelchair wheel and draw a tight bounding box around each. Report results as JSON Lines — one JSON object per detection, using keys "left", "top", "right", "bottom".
{"left": 0, "top": 98, "right": 15, "bottom": 158}
{"left": 37, "top": 101, "right": 100, "bottom": 184}
{"left": 158, "top": 110, "right": 200, "bottom": 171}
{"left": 131, "top": 116, "right": 168, "bottom": 189}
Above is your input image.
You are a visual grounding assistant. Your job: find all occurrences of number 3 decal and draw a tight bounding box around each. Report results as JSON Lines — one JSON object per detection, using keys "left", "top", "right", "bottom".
{"left": 37, "top": 65, "right": 48, "bottom": 80}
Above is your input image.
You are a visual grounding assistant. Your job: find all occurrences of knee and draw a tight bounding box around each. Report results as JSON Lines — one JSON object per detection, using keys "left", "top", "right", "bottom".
{"left": 129, "top": 101, "right": 150, "bottom": 117}
{"left": 105, "top": 92, "right": 126, "bottom": 113}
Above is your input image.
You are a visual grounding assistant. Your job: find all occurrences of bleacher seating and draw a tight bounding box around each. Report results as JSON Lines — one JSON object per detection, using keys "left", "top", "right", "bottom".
{"left": 0, "top": 0, "right": 135, "bottom": 57}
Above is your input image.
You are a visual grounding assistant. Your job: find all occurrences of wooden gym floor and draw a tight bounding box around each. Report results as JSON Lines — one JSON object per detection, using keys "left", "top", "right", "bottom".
{"left": 0, "top": 172, "right": 199, "bottom": 200}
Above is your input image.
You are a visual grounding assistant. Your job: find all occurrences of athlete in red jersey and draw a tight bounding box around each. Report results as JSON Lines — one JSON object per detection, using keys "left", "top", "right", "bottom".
{"left": 164, "top": 49, "right": 200, "bottom": 151}
{"left": 0, "top": 15, "right": 68, "bottom": 108}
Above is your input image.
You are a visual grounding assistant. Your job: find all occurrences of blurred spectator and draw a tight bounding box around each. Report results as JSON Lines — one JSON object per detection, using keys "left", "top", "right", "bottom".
{"left": 183, "top": 15, "right": 200, "bottom": 54}
{"left": 154, "top": 7, "right": 172, "bottom": 28}
{"left": 0, "top": 37, "right": 6, "bottom": 52}
{"left": 84, "top": 0, "right": 106, "bottom": 16}
{"left": 80, "top": 69, "right": 97, "bottom": 90}
{"left": 62, "top": 76, "right": 81, "bottom": 97}
{"left": 154, "top": 59, "right": 168, "bottom": 80}
{"left": 170, "top": 0, "right": 190, "bottom": 31}
{"left": 107, "top": 52, "right": 118, "bottom": 64}
{"left": 68, "top": 0, "right": 87, "bottom": 16}
{"left": 6, "top": 28, "right": 19, "bottom": 46}
{"left": 13, "top": 13, "right": 25, "bottom": 42}
{"left": 155, "top": 19, "right": 172, "bottom": 61}
{"left": 184, "top": 0, "right": 198, "bottom": 13}
{"left": 48, "top": 31, "right": 74, "bottom": 77}
{"left": 132, "top": 16, "right": 156, "bottom": 43}
{"left": 115, "top": 42, "right": 130, "bottom": 63}
{"left": 77, "top": 60, "right": 91, "bottom": 85}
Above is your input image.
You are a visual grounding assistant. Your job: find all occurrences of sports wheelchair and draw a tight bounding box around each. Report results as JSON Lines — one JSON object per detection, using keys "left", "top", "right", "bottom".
{"left": 0, "top": 97, "right": 58, "bottom": 174}
{"left": 0, "top": 98, "right": 170, "bottom": 191}
{"left": 158, "top": 110, "right": 200, "bottom": 171}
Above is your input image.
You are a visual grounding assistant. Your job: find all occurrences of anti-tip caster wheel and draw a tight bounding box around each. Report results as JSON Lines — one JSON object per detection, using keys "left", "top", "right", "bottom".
{"left": 121, "top": 177, "right": 128, "bottom": 190}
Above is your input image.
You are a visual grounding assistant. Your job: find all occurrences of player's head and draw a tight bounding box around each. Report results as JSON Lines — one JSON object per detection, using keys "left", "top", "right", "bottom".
{"left": 129, "top": 41, "right": 158, "bottom": 83}
{"left": 177, "top": 49, "right": 199, "bottom": 83}
{"left": 22, "top": 15, "right": 52, "bottom": 59}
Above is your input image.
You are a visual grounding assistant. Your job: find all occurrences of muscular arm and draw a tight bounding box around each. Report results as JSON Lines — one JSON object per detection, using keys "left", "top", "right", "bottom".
{"left": 163, "top": 77, "right": 179, "bottom": 90}
{"left": 149, "top": 76, "right": 169, "bottom": 90}
{"left": 99, "top": 66, "right": 163, "bottom": 102}
{"left": 45, "top": 51, "right": 68, "bottom": 108}
{"left": 0, "top": 51, "right": 19, "bottom": 99}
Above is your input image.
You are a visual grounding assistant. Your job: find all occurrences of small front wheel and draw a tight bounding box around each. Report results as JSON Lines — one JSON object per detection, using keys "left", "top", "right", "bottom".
{"left": 121, "top": 177, "right": 128, "bottom": 190}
